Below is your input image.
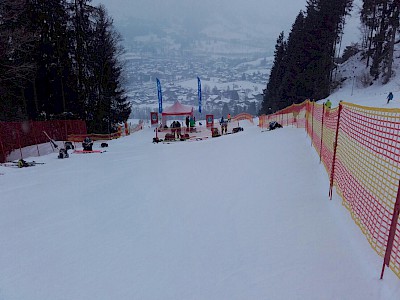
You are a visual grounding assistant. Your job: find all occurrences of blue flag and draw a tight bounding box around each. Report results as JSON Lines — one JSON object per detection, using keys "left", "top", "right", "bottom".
{"left": 197, "top": 77, "right": 202, "bottom": 113}
{"left": 156, "top": 78, "right": 163, "bottom": 113}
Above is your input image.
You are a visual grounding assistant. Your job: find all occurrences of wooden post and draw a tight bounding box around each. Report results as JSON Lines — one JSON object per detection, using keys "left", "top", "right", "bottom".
{"left": 329, "top": 103, "right": 343, "bottom": 199}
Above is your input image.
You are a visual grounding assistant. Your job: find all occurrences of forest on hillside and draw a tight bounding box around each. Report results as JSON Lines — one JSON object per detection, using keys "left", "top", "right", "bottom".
{"left": 261, "top": 0, "right": 399, "bottom": 114}
{"left": 0, "top": 0, "right": 131, "bottom": 133}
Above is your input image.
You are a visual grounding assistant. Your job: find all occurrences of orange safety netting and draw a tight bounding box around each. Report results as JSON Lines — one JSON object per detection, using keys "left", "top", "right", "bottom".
{"left": 259, "top": 100, "right": 400, "bottom": 279}
{"left": 232, "top": 113, "right": 254, "bottom": 123}
{"left": 333, "top": 103, "right": 400, "bottom": 276}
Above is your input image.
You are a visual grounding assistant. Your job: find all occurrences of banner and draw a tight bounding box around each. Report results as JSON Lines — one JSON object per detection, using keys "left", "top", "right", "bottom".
{"left": 156, "top": 78, "right": 163, "bottom": 113}
{"left": 206, "top": 114, "right": 213, "bottom": 128}
{"left": 197, "top": 77, "right": 202, "bottom": 113}
{"left": 150, "top": 112, "right": 158, "bottom": 126}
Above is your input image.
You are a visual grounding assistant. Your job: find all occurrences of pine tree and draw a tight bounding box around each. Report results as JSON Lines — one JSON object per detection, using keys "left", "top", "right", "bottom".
{"left": 382, "top": 1, "right": 399, "bottom": 83}
{"left": 70, "top": 0, "right": 95, "bottom": 120}
{"left": 360, "top": 0, "right": 378, "bottom": 67}
{"left": 301, "top": 0, "right": 352, "bottom": 100}
{"left": 281, "top": 11, "right": 309, "bottom": 106}
{"left": 362, "top": 0, "right": 399, "bottom": 82}
{"left": 0, "top": 0, "right": 37, "bottom": 121}
{"left": 260, "top": 31, "right": 287, "bottom": 114}
{"left": 25, "top": 0, "right": 73, "bottom": 119}
{"left": 86, "top": 5, "right": 131, "bottom": 133}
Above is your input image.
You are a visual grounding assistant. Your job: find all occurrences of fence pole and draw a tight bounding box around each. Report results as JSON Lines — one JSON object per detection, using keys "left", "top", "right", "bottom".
{"left": 380, "top": 181, "right": 400, "bottom": 279}
{"left": 305, "top": 101, "right": 309, "bottom": 135}
{"left": 286, "top": 110, "right": 289, "bottom": 126}
{"left": 320, "top": 105, "right": 325, "bottom": 163}
{"left": 329, "top": 103, "right": 343, "bottom": 199}
{"left": 32, "top": 121, "right": 40, "bottom": 157}
{"left": 311, "top": 101, "right": 315, "bottom": 146}
{"left": 0, "top": 135, "right": 5, "bottom": 163}
{"left": 17, "top": 129, "right": 23, "bottom": 160}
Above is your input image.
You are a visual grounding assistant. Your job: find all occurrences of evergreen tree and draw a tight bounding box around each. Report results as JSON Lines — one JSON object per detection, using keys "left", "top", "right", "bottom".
{"left": 0, "top": 0, "right": 37, "bottom": 121}
{"left": 70, "top": 0, "right": 95, "bottom": 120}
{"left": 260, "top": 31, "right": 287, "bottom": 114}
{"left": 362, "top": 0, "right": 399, "bottom": 82}
{"left": 301, "top": 0, "right": 352, "bottom": 99}
{"left": 382, "top": 1, "right": 399, "bottom": 83}
{"left": 360, "top": 0, "right": 378, "bottom": 67}
{"left": 25, "top": 0, "right": 73, "bottom": 119}
{"left": 86, "top": 5, "right": 131, "bottom": 133}
{"left": 0, "top": 0, "right": 130, "bottom": 126}
{"left": 281, "top": 11, "right": 309, "bottom": 106}
{"left": 263, "top": 0, "right": 352, "bottom": 114}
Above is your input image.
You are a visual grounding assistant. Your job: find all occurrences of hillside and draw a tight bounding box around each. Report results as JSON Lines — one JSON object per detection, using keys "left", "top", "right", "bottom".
{"left": 319, "top": 43, "right": 400, "bottom": 109}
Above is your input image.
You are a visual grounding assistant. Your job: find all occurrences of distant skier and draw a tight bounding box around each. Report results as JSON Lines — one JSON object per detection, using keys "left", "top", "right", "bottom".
{"left": 387, "top": 92, "right": 393, "bottom": 104}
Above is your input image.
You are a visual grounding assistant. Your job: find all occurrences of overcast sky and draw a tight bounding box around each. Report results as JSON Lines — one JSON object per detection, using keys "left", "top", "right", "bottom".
{"left": 92, "top": 0, "right": 308, "bottom": 37}
{"left": 92, "top": 0, "right": 307, "bottom": 25}
{"left": 92, "top": 0, "right": 362, "bottom": 52}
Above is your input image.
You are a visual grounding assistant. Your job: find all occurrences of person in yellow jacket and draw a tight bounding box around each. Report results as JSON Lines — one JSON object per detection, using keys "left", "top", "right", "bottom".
{"left": 325, "top": 99, "right": 332, "bottom": 109}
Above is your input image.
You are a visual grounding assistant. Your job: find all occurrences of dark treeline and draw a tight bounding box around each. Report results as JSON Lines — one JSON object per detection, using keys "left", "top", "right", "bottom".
{"left": 0, "top": 0, "right": 131, "bottom": 133}
{"left": 261, "top": 0, "right": 400, "bottom": 115}
{"left": 361, "top": 0, "right": 400, "bottom": 84}
{"left": 261, "top": 0, "right": 353, "bottom": 114}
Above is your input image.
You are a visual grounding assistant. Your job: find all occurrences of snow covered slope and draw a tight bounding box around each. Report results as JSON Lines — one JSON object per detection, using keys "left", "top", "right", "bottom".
{"left": 0, "top": 121, "right": 399, "bottom": 299}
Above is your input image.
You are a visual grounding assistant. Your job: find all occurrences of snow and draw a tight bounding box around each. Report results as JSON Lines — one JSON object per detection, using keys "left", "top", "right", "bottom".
{"left": 1, "top": 113, "right": 400, "bottom": 299}
{"left": 2, "top": 37, "right": 400, "bottom": 300}
{"left": 319, "top": 43, "right": 400, "bottom": 109}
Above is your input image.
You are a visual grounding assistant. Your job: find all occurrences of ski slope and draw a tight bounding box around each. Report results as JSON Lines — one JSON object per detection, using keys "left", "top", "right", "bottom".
{"left": 1, "top": 122, "right": 399, "bottom": 299}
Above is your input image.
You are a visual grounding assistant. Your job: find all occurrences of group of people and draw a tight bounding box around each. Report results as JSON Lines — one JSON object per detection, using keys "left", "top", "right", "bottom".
{"left": 170, "top": 121, "right": 182, "bottom": 138}
{"left": 185, "top": 116, "right": 196, "bottom": 128}
{"left": 165, "top": 117, "right": 197, "bottom": 138}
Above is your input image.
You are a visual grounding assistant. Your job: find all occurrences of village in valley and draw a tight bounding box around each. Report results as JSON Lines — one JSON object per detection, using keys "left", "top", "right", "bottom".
{"left": 124, "top": 51, "right": 273, "bottom": 121}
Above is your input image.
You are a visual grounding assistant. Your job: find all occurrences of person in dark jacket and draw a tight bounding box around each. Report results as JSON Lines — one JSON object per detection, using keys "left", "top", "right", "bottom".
{"left": 82, "top": 137, "right": 93, "bottom": 151}
{"left": 387, "top": 92, "right": 394, "bottom": 104}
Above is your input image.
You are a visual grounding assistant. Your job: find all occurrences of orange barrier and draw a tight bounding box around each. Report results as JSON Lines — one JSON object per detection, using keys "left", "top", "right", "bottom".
{"left": 260, "top": 100, "right": 400, "bottom": 280}
{"left": 67, "top": 133, "right": 121, "bottom": 142}
{"left": 232, "top": 113, "right": 254, "bottom": 123}
{"left": 68, "top": 121, "right": 144, "bottom": 142}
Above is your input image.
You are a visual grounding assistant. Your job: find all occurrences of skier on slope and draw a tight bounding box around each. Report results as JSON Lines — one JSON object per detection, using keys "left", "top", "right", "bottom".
{"left": 387, "top": 92, "right": 394, "bottom": 104}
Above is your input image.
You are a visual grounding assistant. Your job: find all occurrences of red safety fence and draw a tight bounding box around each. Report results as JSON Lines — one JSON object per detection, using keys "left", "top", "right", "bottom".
{"left": 259, "top": 100, "right": 400, "bottom": 280}
{"left": 0, "top": 120, "right": 86, "bottom": 162}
